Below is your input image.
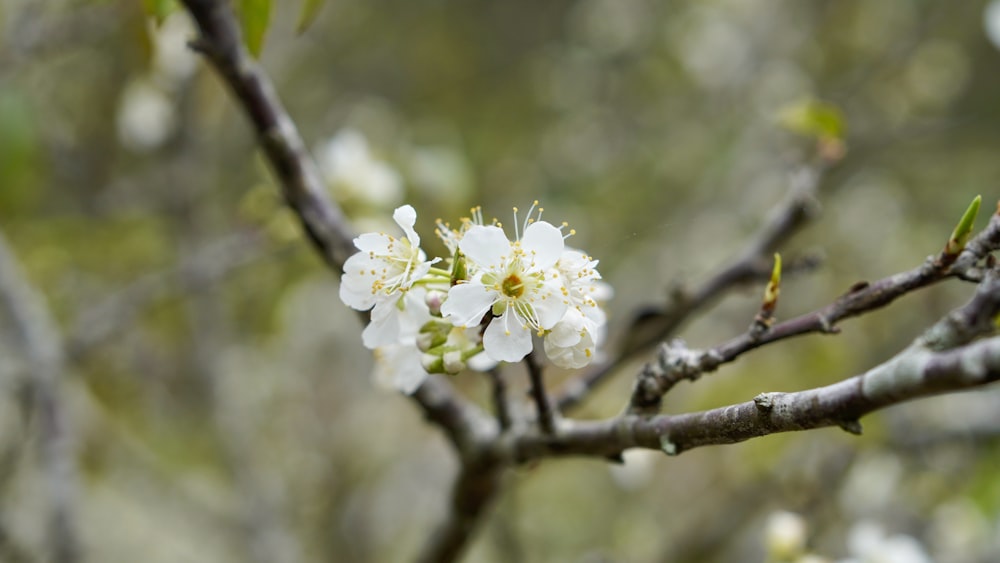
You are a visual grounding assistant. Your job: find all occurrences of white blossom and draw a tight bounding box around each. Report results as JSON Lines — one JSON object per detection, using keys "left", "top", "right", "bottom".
{"left": 341, "top": 202, "right": 611, "bottom": 388}
{"left": 543, "top": 248, "right": 611, "bottom": 368}
{"left": 339, "top": 205, "right": 438, "bottom": 349}
{"left": 442, "top": 221, "right": 568, "bottom": 363}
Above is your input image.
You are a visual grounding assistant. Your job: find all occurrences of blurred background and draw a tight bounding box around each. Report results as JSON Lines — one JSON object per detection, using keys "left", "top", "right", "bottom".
{"left": 2, "top": 0, "right": 1000, "bottom": 561}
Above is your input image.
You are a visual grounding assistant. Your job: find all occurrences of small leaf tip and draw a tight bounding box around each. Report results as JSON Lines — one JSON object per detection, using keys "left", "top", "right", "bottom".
{"left": 946, "top": 194, "right": 982, "bottom": 256}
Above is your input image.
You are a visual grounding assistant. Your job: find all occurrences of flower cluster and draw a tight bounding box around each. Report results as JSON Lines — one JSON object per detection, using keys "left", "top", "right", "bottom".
{"left": 339, "top": 203, "right": 611, "bottom": 393}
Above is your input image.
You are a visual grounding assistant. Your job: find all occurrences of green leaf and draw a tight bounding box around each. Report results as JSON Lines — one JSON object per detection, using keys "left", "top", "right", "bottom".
{"left": 297, "top": 0, "right": 327, "bottom": 34}
{"left": 238, "top": 0, "right": 273, "bottom": 57}
{"left": 776, "top": 98, "right": 846, "bottom": 141}
{"left": 946, "top": 194, "right": 982, "bottom": 256}
{"left": 764, "top": 253, "right": 782, "bottom": 307}
{"left": 142, "top": 0, "right": 179, "bottom": 24}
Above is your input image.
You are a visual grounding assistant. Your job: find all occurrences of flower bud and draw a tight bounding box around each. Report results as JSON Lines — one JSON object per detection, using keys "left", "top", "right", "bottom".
{"left": 421, "top": 353, "right": 445, "bottom": 374}
{"left": 425, "top": 289, "right": 446, "bottom": 316}
{"left": 442, "top": 350, "right": 465, "bottom": 375}
{"left": 417, "top": 320, "right": 451, "bottom": 352}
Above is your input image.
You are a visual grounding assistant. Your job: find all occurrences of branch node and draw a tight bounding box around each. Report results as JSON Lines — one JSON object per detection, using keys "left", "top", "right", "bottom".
{"left": 753, "top": 393, "right": 775, "bottom": 411}
{"left": 699, "top": 350, "right": 724, "bottom": 373}
{"left": 818, "top": 314, "right": 838, "bottom": 334}
{"left": 659, "top": 435, "right": 679, "bottom": 456}
{"left": 187, "top": 37, "right": 212, "bottom": 55}
{"left": 837, "top": 419, "right": 863, "bottom": 435}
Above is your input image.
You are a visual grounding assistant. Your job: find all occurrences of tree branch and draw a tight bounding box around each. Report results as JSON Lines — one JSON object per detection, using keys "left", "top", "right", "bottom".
{"left": 508, "top": 269, "right": 1000, "bottom": 461}
{"left": 555, "top": 166, "right": 823, "bottom": 411}
{"left": 179, "top": 0, "right": 487, "bottom": 458}
{"left": 415, "top": 462, "right": 503, "bottom": 563}
{"left": 624, "top": 165, "right": 823, "bottom": 357}
{"left": 0, "top": 230, "right": 79, "bottom": 563}
{"left": 175, "top": 5, "right": 1000, "bottom": 562}
{"left": 179, "top": 0, "right": 355, "bottom": 272}
{"left": 177, "top": 7, "right": 506, "bottom": 560}
{"left": 510, "top": 333, "right": 1000, "bottom": 461}
{"left": 627, "top": 205, "right": 1000, "bottom": 414}
{"left": 411, "top": 375, "right": 495, "bottom": 456}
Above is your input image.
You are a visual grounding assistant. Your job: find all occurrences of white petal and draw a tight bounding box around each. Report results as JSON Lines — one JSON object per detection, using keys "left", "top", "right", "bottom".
{"left": 339, "top": 254, "right": 378, "bottom": 310}
{"left": 483, "top": 311, "right": 533, "bottom": 362}
{"left": 544, "top": 329, "right": 595, "bottom": 369}
{"left": 521, "top": 221, "right": 564, "bottom": 270}
{"left": 532, "top": 279, "right": 569, "bottom": 329}
{"left": 581, "top": 300, "right": 607, "bottom": 326}
{"left": 441, "top": 283, "right": 496, "bottom": 326}
{"left": 362, "top": 299, "right": 401, "bottom": 348}
{"left": 339, "top": 282, "right": 374, "bottom": 311}
{"left": 460, "top": 225, "right": 510, "bottom": 269}
{"left": 354, "top": 232, "right": 393, "bottom": 253}
{"left": 547, "top": 315, "right": 584, "bottom": 347}
{"left": 393, "top": 204, "right": 420, "bottom": 246}
{"left": 395, "top": 290, "right": 432, "bottom": 344}
{"left": 467, "top": 350, "right": 498, "bottom": 372}
{"left": 559, "top": 248, "right": 588, "bottom": 270}
{"left": 590, "top": 280, "right": 614, "bottom": 301}
{"left": 408, "top": 256, "right": 435, "bottom": 283}
{"left": 395, "top": 365, "right": 427, "bottom": 394}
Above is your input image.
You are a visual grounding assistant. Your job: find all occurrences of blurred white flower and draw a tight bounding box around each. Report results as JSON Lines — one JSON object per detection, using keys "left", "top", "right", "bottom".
{"left": 373, "top": 344, "right": 427, "bottom": 394}
{"left": 150, "top": 11, "right": 198, "bottom": 88}
{"left": 842, "top": 520, "right": 931, "bottom": 563}
{"left": 984, "top": 0, "right": 1000, "bottom": 50}
{"left": 928, "top": 500, "right": 990, "bottom": 562}
{"left": 766, "top": 510, "right": 808, "bottom": 560}
{"left": 672, "top": 14, "right": 752, "bottom": 90}
{"left": 317, "top": 129, "right": 404, "bottom": 208}
{"left": 409, "top": 146, "right": 472, "bottom": 201}
{"left": 116, "top": 78, "right": 176, "bottom": 152}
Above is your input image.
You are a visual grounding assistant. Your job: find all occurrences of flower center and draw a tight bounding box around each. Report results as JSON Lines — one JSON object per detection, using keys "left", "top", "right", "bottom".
{"left": 501, "top": 274, "right": 525, "bottom": 298}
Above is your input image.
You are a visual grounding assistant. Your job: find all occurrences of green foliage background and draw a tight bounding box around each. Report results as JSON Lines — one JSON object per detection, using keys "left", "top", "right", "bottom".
{"left": 1, "top": 0, "right": 999, "bottom": 561}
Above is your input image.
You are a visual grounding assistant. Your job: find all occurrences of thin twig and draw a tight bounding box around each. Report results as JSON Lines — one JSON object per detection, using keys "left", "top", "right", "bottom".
{"left": 525, "top": 352, "right": 556, "bottom": 434}
{"left": 511, "top": 331, "right": 1000, "bottom": 461}
{"left": 626, "top": 206, "right": 1000, "bottom": 414}
{"left": 555, "top": 166, "right": 823, "bottom": 411}
{"left": 487, "top": 368, "right": 512, "bottom": 431}
{"left": 508, "top": 268, "right": 1000, "bottom": 461}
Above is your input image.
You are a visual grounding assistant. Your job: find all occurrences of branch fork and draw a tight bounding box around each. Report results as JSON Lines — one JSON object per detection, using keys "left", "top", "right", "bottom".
{"left": 176, "top": 2, "right": 1000, "bottom": 561}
